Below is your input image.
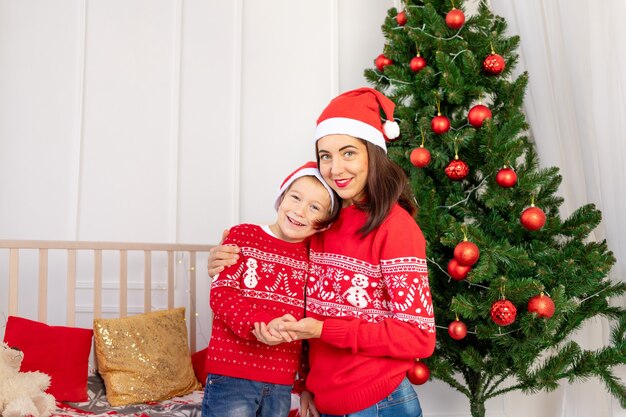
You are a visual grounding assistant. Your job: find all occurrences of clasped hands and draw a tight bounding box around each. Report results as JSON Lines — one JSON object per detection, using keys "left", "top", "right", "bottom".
{"left": 253, "top": 314, "right": 323, "bottom": 345}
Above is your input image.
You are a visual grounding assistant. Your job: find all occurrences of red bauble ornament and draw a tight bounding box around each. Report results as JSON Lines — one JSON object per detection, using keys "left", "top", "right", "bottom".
{"left": 448, "top": 319, "right": 468, "bottom": 340}
{"left": 467, "top": 104, "right": 492, "bottom": 128}
{"left": 406, "top": 360, "right": 430, "bottom": 385}
{"left": 375, "top": 53, "right": 393, "bottom": 72}
{"left": 447, "top": 258, "right": 471, "bottom": 281}
{"left": 445, "top": 8, "right": 465, "bottom": 30}
{"left": 445, "top": 159, "right": 469, "bottom": 181}
{"left": 396, "top": 11, "right": 407, "bottom": 26}
{"left": 410, "top": 146, "right": 431, "bottom": 168}
{"left": 431, "top": 115, "right": 450, "bottom": 134}
{"left": 454, "top": 241, "right": 480, "bottom": 266}
{"left": 520, "top": 205, "right": 546, "bottom": 231}
{"left": 490, "top": 299, "right": 517, "bottom": 326}
{"left": 410, "top": 55, "right": 427, "bottom": 72}
{"left": 528, "top": 293, "right": 555, "bottom": 318}
{"left": 496, "top": 167, "right": 517, "bottom": 188}
{"left": 482, "top": 53, "right": 506, "bottom": 75}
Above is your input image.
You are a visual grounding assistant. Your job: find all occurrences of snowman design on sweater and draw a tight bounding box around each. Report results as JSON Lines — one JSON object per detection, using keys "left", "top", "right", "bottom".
{"left": 343, "top": 274, "right": 372, "bottom": 308}
{"left": 243, "top": 258, "right": 259, "bottom": 288}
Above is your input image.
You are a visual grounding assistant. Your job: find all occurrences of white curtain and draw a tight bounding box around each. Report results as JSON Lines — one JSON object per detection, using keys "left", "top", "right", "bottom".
{"left": 490, "top": 1, "right": 626, "bottom": 416}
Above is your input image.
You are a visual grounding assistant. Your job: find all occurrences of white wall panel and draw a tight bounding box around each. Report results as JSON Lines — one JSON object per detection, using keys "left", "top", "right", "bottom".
{"left": 177, "top": 0, "right": 242, "bottom": 350}
{"left": 177, "top": 0, "right": 239, "bottom": 245}
{"left": 337, "top": 0, "right": 394, "bottom": 92}
{"left": 238, "top": 0, "right": 338, "bottom": 226}
{"left": 0, "top": 0, "right": 84, "bottom": 239}
{"left": 78, "top": 0, "right": 178, "bottom": 241}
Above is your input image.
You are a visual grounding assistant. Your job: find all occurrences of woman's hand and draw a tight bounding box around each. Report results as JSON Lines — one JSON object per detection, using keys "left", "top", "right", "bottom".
{"left": 300, "top": 390, "right": 319, "bottom": 417}
{"left": 279, "top": 318, "right": 324, "bottom": 340}
{"left": 208, "top": 230, "right": 239, "bottom": 277}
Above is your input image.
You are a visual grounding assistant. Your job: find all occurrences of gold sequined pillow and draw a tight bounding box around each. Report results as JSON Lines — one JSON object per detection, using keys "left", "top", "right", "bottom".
{"left": 93, "top": 307, "right": 201, "bottom": 406}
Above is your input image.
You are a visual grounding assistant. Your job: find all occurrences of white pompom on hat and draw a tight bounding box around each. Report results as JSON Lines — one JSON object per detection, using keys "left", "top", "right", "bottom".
{"left": 314, "top": 87, "right": 400, "bottom": 153}
{"left": 274, "top": 161, "right": 336, "bottom": 211}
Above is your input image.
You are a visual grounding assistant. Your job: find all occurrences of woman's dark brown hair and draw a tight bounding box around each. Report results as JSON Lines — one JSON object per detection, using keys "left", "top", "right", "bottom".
{"left": 354, "top": 141, "right": 417, "bottom": 235}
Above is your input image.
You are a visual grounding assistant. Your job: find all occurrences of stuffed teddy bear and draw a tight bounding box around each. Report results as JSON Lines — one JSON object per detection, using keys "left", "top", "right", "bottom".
{"left": 0, "top": 341, "right": 56, "bottom": 417}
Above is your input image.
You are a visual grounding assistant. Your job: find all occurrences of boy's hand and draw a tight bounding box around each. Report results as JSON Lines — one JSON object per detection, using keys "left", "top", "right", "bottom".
{"left": 252, "top": 322, "right": 283, "bottom": 346}
{"left": 252, "top": 314, "right": 299, "bottom": 345}
{"left": 266, "top": 314, "right": 298, "bottom": 342}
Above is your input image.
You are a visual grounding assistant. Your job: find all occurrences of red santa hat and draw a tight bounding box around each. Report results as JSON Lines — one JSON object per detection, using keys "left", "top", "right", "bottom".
{"left": 274, "top": 161, "right": 336, "bottom": 211}
{"left": 314, "top": 87, "right": 400, "bottom": 153}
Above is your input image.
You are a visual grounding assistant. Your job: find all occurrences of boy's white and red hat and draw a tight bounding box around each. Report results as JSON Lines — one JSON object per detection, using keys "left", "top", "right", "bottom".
{"left": 314, "top": 87, "right": 400, "bottom": 153}
{"left": 274, "top": 161, "right": 336, "bottom": 211}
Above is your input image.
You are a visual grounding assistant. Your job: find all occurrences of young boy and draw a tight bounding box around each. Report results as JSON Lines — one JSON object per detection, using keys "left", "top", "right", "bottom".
{"left": 202, "top": 161, "right": 339, "bottom": 417}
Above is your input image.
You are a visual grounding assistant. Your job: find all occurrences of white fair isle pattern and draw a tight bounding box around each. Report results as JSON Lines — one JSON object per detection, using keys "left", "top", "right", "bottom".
{"left": 244, "top": 246, "right": 309, "bottom": 271}
{"left": 307, "top": 252, "right": 435, "bottom": 331}
{"left": 212, "top": 275, "right": 305, "bottom": 309}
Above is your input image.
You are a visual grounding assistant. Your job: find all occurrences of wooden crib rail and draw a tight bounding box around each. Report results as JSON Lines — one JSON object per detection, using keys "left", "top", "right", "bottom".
{"left": 0, "top": 240, "right": 214, "bottom": 351}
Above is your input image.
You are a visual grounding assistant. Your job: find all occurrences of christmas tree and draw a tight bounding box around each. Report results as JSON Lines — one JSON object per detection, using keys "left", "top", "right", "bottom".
{"left": 364, "top": 2, "right": 626, "bottom": 416}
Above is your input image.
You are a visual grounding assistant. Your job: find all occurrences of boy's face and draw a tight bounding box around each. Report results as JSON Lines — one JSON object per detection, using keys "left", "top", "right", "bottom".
{"left": 273, "top": 176, "right": 332, "bottom": 243}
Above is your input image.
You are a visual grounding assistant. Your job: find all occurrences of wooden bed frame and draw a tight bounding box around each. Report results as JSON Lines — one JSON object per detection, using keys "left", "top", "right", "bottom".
{"left": 0, "top": 239, "right": 303, "bottom": 417}
{"left": 0, "top": 239, "right": 214, "bottom": 353}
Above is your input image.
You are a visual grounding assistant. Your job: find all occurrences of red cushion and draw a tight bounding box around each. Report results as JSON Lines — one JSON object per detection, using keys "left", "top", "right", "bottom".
{"left": 191, "top": 346, "right": 208, "bottom": 386}
{"left": 3, "top": 316, "right": 93, "bottom": 402}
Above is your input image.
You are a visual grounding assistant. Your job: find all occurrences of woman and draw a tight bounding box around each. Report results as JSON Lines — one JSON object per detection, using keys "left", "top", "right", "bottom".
{"left": 209, "top": 88, "right": 436, "bottom": 417}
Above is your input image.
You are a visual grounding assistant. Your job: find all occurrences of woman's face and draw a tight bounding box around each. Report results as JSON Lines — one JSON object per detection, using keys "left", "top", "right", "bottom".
{"left": 317, "top": 134, "right": 369, "bottom": 207}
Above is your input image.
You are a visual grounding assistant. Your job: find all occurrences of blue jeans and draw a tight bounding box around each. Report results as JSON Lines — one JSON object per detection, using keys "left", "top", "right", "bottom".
{"left": 201, "top": 373, "right": 292, "bottom": 417}
{"left": 321, "top": 378, "right": 422, "bottom": 417}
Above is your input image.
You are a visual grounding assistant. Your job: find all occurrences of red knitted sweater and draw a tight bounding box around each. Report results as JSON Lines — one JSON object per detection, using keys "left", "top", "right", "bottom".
{"left": 205, "top": 224, "right": 307, "bottom": 385}
{"left": 305, "top": 204, "right": 436, "bottom": 414}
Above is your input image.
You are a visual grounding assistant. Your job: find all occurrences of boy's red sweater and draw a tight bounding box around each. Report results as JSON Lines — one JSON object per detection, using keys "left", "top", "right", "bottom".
{"left": 205, "top": 224, "right": 307, "bottom": 385}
